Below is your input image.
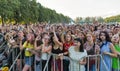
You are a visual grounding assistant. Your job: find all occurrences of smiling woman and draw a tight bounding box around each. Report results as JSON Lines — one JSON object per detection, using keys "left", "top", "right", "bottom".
{"left": 111, "top": 34, "right": 120, "bottom": 71}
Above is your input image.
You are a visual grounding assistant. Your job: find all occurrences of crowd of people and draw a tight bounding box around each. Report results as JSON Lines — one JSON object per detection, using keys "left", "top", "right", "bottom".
{"left": 0, "top": 23, "right": 120, "bottom": 71}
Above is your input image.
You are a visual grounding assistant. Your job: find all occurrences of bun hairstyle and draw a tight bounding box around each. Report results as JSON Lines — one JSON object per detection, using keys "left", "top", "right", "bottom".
{"left": 74, "top": 38, "right": 84, "bottom": 52}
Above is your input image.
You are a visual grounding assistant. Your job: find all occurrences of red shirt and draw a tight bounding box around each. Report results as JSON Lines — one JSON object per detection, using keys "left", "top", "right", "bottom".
{"left": 63, "top": 42, "right": 74, "bottom": 52}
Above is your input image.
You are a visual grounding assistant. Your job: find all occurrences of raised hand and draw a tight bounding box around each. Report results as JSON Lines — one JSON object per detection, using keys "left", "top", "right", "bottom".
{"left": 35, "top": 35, "right": 41, "bottom": 41}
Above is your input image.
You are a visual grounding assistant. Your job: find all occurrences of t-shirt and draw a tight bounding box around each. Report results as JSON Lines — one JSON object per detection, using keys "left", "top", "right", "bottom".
{"left": 23, "top": 41, "right": 34, "bottom": 57}
{"left": 112, "top": 44, "right": 120, "bottom": 69}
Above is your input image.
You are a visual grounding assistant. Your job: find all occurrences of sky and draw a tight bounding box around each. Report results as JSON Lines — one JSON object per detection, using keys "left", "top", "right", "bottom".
{"left": 37, "top": 0, "right": 120, "bottom": 19}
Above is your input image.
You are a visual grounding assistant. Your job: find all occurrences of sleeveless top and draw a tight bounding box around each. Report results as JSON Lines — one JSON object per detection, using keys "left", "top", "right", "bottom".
{"left": 112, "top": 44, "right": 120, "bottom": 69}
{"left": 100, "top": 41, "right": 112, "bottom": 71}
{"left": 84, "top": 42, "right": 96, "bottom": 55}
{"left": 52, "top": 47, "right": 63, "bottom": 54}
{"left": 87, "top": 43, "right": 95, "bottom": 55}
{"left": 41, "top": 46, "right": 49, "bottom": 60}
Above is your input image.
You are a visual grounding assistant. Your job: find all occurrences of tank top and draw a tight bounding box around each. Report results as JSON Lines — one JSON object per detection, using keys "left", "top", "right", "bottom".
{"left": 52, "top": 47, "right": 63, "bottom": 54}
{"left": 41, "top": 46, "right": 49, "bottom": 60}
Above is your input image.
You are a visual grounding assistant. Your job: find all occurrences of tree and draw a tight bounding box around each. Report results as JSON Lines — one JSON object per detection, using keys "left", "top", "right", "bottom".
{"left": 75, "top": 17, "right": 83, "bottom": 24}
{"left": 97, "top": 17, "right": 104, "bottom": 23}
{"left": 104, "top": 15, "right": 120, "bottom": 23}
{"left": 0, "top": 0, "right": 14, "bottom": 25}
{"left": 0, "top": 0, "right": 71, "bottom": 24}
{"left": 84, "top": 17, "right": 90, "bottom": 23}
{"left": 29, "top": 0, "right": 39, "bottom": 23}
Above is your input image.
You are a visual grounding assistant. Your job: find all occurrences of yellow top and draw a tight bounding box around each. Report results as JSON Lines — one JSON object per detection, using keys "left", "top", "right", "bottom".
{"left": 2, "top": 67, "right": 9, "bottom": 71}
{"left": 23, "top": 41, "right": 34, "bottom": 56}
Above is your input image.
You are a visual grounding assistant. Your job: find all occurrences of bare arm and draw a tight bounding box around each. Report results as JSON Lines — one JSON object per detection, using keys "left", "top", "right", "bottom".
{"left": 104, "top": 43, "right": 117, "bottom": 57}
{"left": 19, "top": 40, "right": 24, "bottom": 50}
{"left": 53, "top": 27, "right": 63, "bottom": 50}
{"left": 109, "top": 43, "right": 117, "bottom": 57}
{"left": 41, "top": 44, "right": 52, "bottom": 53}
{"left": 53, "top": 31, "right": 63, "bottom": 47}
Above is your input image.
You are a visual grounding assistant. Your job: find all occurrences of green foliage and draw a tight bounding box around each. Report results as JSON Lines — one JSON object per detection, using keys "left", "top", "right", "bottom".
{"left": 104, "top": 15, "right": 120, "bottom": 23}
{"left": 74, "top": 17, "right": 104, "bottom": 24}
{"left": 0, "top": 0, "right": 71, "bottom": 25}
{"left": 0, "top": 0, "right": 14, "bottom": 24}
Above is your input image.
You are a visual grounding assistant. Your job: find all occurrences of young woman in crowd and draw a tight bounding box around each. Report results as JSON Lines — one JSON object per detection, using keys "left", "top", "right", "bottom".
{"left": 17, "top": 31, "right": 26, "bottom": 71}
{"left": 69, "top": 38, "right": 87, "bottom": 71}
{"left": 40, "top": 32, "right": 52, "bottom": 71}
{"left": 20, "top": 33, "right": 35, "bottom": 71}
{"left": 111, "top": 34, "right": 120, "bottom": 71}
{"left": 99, "top": 31, "right": 117, "bottom": 71}
{"left": 84, "top": 33, "right": 100, "bottom": 71}
{"left": 62, "top": 34, "right": 74, "bottom": 71}
{"left": 50, "top": 27, "right": 63, "bottom": 71}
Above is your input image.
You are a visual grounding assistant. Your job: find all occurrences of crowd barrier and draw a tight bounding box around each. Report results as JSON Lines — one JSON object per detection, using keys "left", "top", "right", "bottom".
{"left": 7, "top": 51, "right": 120, "bottom": 71}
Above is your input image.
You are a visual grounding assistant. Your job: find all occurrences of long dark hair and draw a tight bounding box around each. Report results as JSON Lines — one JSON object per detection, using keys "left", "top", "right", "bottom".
{"left": 74, "top": 38, "right": 84, "bottom": 52}
{"left": 99, "top": 31, "right": 111, "bottom": 42}
{"left": 50, "top": 32, "right": 61, "bottom": 47}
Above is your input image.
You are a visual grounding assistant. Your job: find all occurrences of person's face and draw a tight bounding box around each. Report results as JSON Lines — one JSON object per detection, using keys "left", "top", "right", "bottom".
{"left": 95, "top": 31, "right": 100, "bottom": 38}
{"left": 86, "top": 34, "right": 93, "bottom": 41}
{"left": 43, "top": 35, "right": 50, "bottom": 44}
{"left": 78, "top": 33, "right": 84, "bottom": 39}
{"left": 100, "top": 33, "right": 106, "bottom": 41}
{"left": 74, "top": 40, "right": 81, "bottom": 47}
{"left": 18, "top": 31, "right": 24, "bottom": 37}
{"left": 65, "top": 34, "right": 71, "bottom": 42}
{"left": 112, "top": 35, "right": 119, "bottom": 43}
{"left": 27, "top": 34, "right": 33, "bottom": 41}
{"left": 67, "top": 31, "right": 72, "bottom": 35}
{"left": 108, "top": 32, "right": 113, "bottom": 38}
{"left": 58, "top": 27, "right": 62, "bottom": 32}
{"left": 39, "top": 27, "right": 43, "bottom": 32}
{"left": 114, "top": 28, "right": 119, "bottom": 34}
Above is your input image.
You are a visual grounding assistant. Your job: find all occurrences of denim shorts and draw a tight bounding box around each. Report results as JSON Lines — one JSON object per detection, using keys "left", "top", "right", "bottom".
{"left": 24, "top": 56, "right": 34, "bottom": 66}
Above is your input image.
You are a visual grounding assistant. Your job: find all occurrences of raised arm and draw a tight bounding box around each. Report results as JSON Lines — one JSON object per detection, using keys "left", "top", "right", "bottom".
{"left": 19, "top": 32, "right": 25, "bottom": 50}
{"left": 52, "top": 27, "right": 63, "bottom": 48}
{"left": 34, "top": 35, "right": 42, "bottom": 50}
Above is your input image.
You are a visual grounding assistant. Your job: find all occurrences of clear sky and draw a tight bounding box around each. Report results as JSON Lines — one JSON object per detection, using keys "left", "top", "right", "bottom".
{"left": 37, "top": 0, "right": 120, "bottom": 19}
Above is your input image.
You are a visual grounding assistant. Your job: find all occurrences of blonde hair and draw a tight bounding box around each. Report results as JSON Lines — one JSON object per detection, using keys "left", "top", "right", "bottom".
{"left": 111, "top": 34, "right": 120, "bottom": 44}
